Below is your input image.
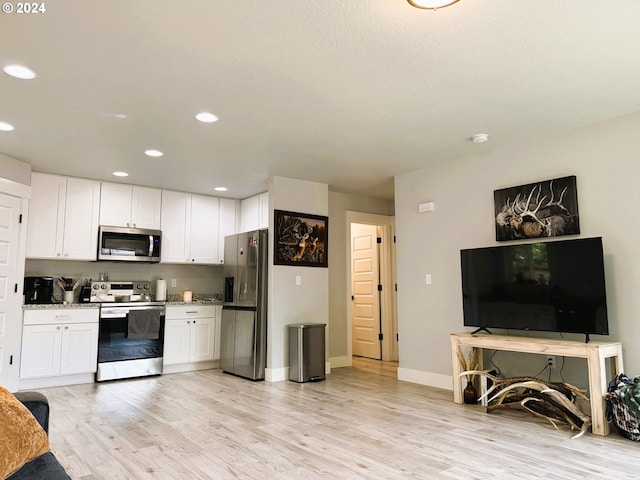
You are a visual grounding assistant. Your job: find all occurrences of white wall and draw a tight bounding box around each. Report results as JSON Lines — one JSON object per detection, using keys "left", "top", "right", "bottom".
{"left": 395, "top": 111, "right": 640, "bottom": 392}
{"left": 267, "top": 176, "right": 329, "bottom": 380}
{"left": 0, "top": 153, "right": 31, "bottom": 186}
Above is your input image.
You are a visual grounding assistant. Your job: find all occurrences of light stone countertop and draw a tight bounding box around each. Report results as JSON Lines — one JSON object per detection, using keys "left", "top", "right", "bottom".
{"left": 23, "top": 302, "right": 100, "bottom": 310}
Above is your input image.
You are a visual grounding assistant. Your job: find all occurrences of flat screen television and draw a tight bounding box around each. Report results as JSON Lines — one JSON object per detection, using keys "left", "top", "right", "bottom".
{"left": 460, "top": 237, "right": 608, "bottom": 341}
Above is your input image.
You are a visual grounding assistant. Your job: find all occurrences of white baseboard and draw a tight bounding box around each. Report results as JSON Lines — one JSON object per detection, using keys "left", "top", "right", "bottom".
{"left": 329, "top": 356, "right": 350, "bottom": 368}
{"left": 163, "top": 361, "right": 217, "bottom": 374}
{"left": 397, "top": 367, "right": 453, "bottom": 391}
{"left": 266, "top": 367, "right": 287, "bottom": 382}
{"left": 18, "top": 373, "right": 95, "bottom": 390}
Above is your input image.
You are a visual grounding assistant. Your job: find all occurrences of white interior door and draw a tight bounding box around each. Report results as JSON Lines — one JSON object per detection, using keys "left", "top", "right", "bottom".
{"left": 351, "top": 223, "right": 381, "bottom": 359}
{"left": 0, "top": 193, "right": 20, "bottom": 387}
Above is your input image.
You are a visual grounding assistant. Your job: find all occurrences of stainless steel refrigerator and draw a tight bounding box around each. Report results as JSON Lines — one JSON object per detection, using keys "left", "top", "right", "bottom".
{"left": 220, "top": 229, "right": 268, "bottom": 380}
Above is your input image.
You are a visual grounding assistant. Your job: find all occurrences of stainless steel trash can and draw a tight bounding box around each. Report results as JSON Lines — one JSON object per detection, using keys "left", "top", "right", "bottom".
{"left": 289, "top": 323, "right": 326, "bottom": 382}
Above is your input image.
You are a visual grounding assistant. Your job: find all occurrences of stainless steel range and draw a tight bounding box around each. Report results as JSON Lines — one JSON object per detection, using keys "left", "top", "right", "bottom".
{"left": 92, "top": 281, "right": 166, "bottom": 382}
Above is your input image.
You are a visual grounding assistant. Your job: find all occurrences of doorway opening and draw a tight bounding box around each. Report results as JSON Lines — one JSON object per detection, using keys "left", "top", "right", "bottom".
{"left": 346, "top": 212, "right": 398, "bottom": 367}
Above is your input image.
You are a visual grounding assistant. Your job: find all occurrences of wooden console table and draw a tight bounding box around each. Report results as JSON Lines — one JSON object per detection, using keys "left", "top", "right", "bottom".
{"left": 450, "top": 332, "right": 624, "bottom": 436}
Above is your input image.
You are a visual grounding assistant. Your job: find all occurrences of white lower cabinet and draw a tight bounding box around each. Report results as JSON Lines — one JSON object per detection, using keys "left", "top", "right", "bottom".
{"left": 20, "top": 308, "right": 99, "bottom": 386}
{"left": 164, "top": 305, "right": 219, "bottom": 372}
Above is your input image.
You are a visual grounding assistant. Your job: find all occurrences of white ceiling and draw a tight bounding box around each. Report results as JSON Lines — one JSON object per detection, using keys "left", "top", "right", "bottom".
{"left": 2, "top": 1, "right": 640, "bottom": 200}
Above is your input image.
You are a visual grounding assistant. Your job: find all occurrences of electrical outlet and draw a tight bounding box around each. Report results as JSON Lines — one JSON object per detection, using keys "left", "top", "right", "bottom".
{"left": 171, "top": 279, "right": 177, "bottom": 288}
{"left": 546, "top": 355, "right": 556, "bottom": 369}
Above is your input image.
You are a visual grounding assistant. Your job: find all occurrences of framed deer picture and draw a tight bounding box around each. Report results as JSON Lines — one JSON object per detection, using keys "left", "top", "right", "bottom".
{"left": 494, "top": 175, "right": 580, "bottom": 241}
{"left": 274, "top": 210, "right": 328, "bottom": 267}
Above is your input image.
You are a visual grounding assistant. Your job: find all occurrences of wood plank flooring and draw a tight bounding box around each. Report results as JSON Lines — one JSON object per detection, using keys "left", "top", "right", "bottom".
{"left": 36, "top": 364, "right": 639, "bottom": 479}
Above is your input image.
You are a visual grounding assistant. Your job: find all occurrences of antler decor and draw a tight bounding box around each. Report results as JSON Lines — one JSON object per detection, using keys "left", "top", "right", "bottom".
{"left": 459, "top": 370, "right": 592, "bottom": 439}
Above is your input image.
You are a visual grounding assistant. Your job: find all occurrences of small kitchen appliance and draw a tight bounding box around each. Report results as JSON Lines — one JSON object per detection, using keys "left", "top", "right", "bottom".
{"left": 23, "top": 276, "right": 54, "bottom": 304}
{"left": 97, "top": 225, "right": 162, "bottom": 263}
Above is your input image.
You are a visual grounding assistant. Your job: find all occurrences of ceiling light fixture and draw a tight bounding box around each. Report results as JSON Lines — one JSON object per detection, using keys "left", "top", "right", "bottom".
{"left": 195, "top": 112, "right": 219, "bottom": 123}
{"left": 472, "top": 133, "right": 489, "bottom": 144}
{"left": 112, "top": 171, "right": 129, "bottom": 177}
{"left": 407, "top": 0, "right": 460, "bottom": 9}
{"left": 214, "top": 187, "right": 228, "bottom": 192}
{"left": 2, "top": 64, "right": 37, "bottom": 79}
{"left": 0, "top": 121, "right": 15, "bottom": 131}
{"left": 144, "top": 149, "right": 163, "bottom": 157}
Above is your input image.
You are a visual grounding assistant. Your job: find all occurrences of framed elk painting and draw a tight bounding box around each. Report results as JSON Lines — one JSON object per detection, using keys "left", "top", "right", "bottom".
{"left": 494, "top": 175, "right": 580, "bottom": 241}
{"left": 274, "top": 210, "right": 328, "bottom": 267}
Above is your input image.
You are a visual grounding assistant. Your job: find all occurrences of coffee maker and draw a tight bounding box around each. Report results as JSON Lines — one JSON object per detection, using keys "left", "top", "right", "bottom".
{"left": 23, "top": 276, "right": 54, "bottom": 304}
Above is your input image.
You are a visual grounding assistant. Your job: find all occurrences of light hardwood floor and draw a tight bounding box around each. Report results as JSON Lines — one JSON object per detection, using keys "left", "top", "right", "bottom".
{"left": 37, "top": 364, "right": 639, "bottom": 479}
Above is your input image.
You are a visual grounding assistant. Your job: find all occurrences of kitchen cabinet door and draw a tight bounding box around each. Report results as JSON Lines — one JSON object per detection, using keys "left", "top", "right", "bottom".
{"left": 189, "top": 316, "right": 214, "bottom": 362}
{"left": 164, "top": 306, "right": 216, "bottom": 366}
{"left": 100, "top": 183, "right": 161, "bottom": 229}
{"left": 62, "top": 177, "right": 101, "bottom": 260}
{"left": 59, "top": 322, "right": 99, "bottom": 375}
{"left": 25, "top": 173, "right": 66, "bottom": 259}
{"left": 164, "top": 319, "right": 191, "bottom": 365}
{"left": 239, "top": 192, "right": 268, "bottom": 232}
{"left": 26, "top": 173, "right": 100, "bottom": 260}
{"left": 161, "top": 190, "right": 221, "bottom": 264}
{"left": 218, "top": 198, "right": 238, "bottom": 264}
{"left": 131, "top": 186, "right": 162, "bottom": 229}
{"left": 160, "top": 190, "right": 191, "bottom": 263}
{"left": 189, "top": 194, "right": 219, "bottom": 264}
{"left": 20, "top": 324, "right": 63, "bottom": 379}
{"left": 99, "top": 182, "right": 132, "bottom": 227}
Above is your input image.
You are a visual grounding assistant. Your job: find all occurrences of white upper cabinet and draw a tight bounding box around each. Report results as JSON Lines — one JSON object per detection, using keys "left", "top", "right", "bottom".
{"left": 190, "top": 194, "right": 220, "bottom": 264}
{"left": 239, "top": 192, "right": 268, "bottom": 232}
{"left": 217, "top": 198, "right": 238, "bottom": 264}
{"left": 99, "top": 182, "right": 161, "bottom": 230}
{"left": 26, "top": 173, "right": 101, "bottom": 260}
{"left": 160, "top": 190, "right": 220, "bottom": 264}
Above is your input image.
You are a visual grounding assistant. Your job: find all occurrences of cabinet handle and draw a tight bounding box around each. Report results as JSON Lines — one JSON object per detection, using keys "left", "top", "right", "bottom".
{"left": 64, "top": 326, "right": 69, "bottom": 330}
{"left": 186, "top": 311, "right": 198, "bottom": 314}
{"left": 57, "top": 253, "right": 61, "bottom": 257}
{"left": 56, "top": 326, "right": 61, "bottom": 330}
{"left": 193, "top": 320, "right": 196, "bottom": 324}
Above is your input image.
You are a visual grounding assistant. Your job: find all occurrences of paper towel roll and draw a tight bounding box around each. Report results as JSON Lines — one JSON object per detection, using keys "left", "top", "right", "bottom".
{"left": 156, "top": 279, "right": 167, "bottom": 301}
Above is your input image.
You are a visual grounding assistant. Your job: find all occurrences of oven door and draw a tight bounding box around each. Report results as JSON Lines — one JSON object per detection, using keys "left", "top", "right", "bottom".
{"left": 97, "top": 304, "right": 166, "bottom": 381}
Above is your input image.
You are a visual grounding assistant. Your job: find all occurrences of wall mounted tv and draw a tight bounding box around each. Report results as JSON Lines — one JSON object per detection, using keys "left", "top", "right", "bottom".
{"left": 460, "top": 237, "right": 608, "bottom": 341}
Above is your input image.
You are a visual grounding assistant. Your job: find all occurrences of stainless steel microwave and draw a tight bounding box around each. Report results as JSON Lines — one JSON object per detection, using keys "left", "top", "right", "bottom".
{"left": 97, "top": 225, "right": 162, "bottom": 262}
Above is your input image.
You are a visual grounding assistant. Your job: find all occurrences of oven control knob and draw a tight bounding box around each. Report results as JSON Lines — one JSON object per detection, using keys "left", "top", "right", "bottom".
{"left": 101, "top": 284, "right": 107, "bottom": 290}
{"left": 92, "top": 284, "right": 99, "bottom": 290}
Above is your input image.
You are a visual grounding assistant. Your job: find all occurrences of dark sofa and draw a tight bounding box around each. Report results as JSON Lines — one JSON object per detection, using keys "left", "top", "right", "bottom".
{"left": 7, "top": 392, "right": 70, "bottom": 480}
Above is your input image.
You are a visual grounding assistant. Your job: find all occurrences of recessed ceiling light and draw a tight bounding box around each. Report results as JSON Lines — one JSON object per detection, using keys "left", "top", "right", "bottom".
{"left": 113, "top": 171, "right": 129, "bottom": 177}
{"left": 0, "top": 121, "right": 15, "bottom": 131}
{"left": 472, "top": 133, "right": 489, "bottom": 144}
{"left": 144, "top": 149, "right": 163, "bottom": 157}
{"left": 195, "top": 112, "right": 219, "bottom": 123}
{"left": 408, "top": 0, "right": 460, "bottom": 9}
{"left": 214, "top": 187, "right": 228, "bottom": 192}
{"left": 2, "top": 64, "right": 37, "bottom": 80}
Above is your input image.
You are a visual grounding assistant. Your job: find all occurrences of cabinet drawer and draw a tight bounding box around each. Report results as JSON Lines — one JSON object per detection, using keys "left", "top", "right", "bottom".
{"left": 24, "top": 308, "right": 99, "bottom": 325}
{"left": 166, "top": 305, "right": 217, "bottom": 319}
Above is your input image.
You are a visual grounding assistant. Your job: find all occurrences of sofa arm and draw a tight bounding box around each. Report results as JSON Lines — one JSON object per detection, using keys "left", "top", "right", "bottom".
{"left": 14, "top": 391, "right": 50, "bottom": 434}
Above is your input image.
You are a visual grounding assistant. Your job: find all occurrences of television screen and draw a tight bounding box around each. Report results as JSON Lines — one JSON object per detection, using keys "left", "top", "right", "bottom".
{"left": 460, "top": 237, "right": 608, "bottom": 337}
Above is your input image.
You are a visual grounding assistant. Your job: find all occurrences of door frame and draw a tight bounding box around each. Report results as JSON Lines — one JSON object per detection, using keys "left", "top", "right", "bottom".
{"left": 0, "top": 177, "right": 30, "bottom": 391}
{"left": 346, "top": 211, "right": 397, "bottom": 364}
